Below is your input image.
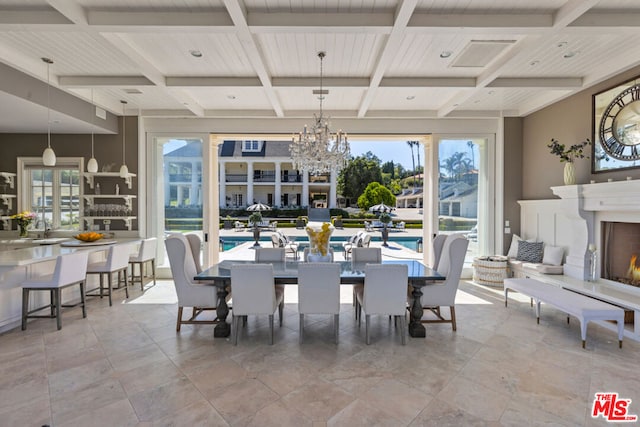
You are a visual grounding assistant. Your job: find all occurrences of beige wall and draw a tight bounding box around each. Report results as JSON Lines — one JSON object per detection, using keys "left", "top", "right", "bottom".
{"left": 503, "top": 117, "right": 523, "bottom": 251}
{"left": 0, "top": 117, "right": 138, "bottom": 231}
{"left": 522, "top": 65, "right": 640, "bottom": 199}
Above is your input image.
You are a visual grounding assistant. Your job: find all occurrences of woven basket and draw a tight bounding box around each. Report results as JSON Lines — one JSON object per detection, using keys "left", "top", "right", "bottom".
{"left": 473, "top": 256, "right": 509, "bottom": 287}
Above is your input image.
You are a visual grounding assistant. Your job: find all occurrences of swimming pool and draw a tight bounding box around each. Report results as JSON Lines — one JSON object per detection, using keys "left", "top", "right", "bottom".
{"left": 220, "top": 236, "right": 421, "bottom": 252}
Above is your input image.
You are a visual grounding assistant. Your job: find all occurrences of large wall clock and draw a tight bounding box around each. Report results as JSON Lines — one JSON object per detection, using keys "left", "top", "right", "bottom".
{"left": 593, "top": 77, "right": 640, "bottom": 172}
{"left": 599, "top": 85, "right": 640, "bottom": 160}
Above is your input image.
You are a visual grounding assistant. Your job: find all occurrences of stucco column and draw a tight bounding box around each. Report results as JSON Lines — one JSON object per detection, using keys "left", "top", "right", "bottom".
{"left": 422, "top": 135, "right": 435, "bottom": 266}
{"left": 274, "top": 162, "right": 281, "bottom": 207}
{"left": 219, "top": 161, "right": 226, "bottom": 207}
{"left": 177, "top": 186, "right": 184, "bottom": 206}
{"left": 246, "top": 161, "right": 253, "bottom": 206}
{"left": 302, "top": 170, "right": 309, "bottom": 208}
{"left": 191, "top": 160, "right": 198, "bottom": 206}
{"left": 164, "top": 164, "right": 170, "bottom": 208}
{"left": 329, "top": 169, "right": 337, "bottom": 208}
{"left": 207, "top": 135, "right": 222, "bottom": 266}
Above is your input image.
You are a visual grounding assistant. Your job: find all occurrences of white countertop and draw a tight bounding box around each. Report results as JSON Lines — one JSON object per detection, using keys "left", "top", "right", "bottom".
{"left": 0, "top": 238, "right": 140, "bottom": 267}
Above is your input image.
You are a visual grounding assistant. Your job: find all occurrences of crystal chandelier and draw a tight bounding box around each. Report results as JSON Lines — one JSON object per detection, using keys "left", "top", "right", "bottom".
{"left": 290, "top": 51, "right": 350, "bottom": 175}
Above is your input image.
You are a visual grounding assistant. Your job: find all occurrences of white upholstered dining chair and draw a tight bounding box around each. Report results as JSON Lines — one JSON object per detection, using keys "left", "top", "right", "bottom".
{"left": 165, "top": 234, "right": 219, "bottom": 331}
{"left": 297, "top": 262, "right": 341, "bottom": 344}
{"left": 355, "top": 263, "right": 409, "bottom": 345}
{"left": 415, "top": 234, "right": 468, "bottom": 331}
{"left": 230, "top": 264, "right": 284, "bottom": 345}
{"left": 351, "top": 247, "right": 382, "bottom": 315}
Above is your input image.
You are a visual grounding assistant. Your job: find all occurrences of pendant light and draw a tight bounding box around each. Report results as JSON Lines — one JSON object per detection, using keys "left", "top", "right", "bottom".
{"left": 42, "top": 57, "right": 56, "bottom": 167}
{"left": 86, "top": 89, "right": 99, "bottom": 173}
{"left": 119, "top": 100, "right": 128, "bottom": 178}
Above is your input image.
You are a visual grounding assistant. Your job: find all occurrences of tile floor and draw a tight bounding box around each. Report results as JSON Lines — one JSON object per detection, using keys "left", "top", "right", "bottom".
{"left": 0, "top": 280, "right": 638, "bottom": 426}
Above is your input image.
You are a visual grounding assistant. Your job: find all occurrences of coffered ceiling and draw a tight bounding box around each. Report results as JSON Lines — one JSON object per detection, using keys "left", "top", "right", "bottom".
{"left": 1, "top": 0, "right": 640, "bottom": 132}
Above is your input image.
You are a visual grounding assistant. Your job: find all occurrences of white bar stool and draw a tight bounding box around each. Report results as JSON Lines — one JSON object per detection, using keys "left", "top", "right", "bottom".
{"left": 21, "top": 251, "right": 89, "bottom": 330}
{"left": 86, "top": 244, "right": 132, "bottom": 306}
{"left": 128, "top": 237, "right": 157, "bottom": 291}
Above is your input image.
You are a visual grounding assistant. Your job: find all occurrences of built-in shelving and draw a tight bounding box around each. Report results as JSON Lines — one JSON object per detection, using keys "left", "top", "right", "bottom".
{"left": 0, "top": 172, "right": 16, "bottom": 230}
{"left": 84, "top": 172, "right": 136, "bottom": 189}
{"left": 81, "top": 172, "right": 137, "bottom": 232}
{"left": 82, "top": 216, "right": 136, "bottom": 231}
{"left": 0, "top": 172, "right": 16, "bottom": 189}
{"left": 0, "top": 194, "right": 16, "bottom": 210}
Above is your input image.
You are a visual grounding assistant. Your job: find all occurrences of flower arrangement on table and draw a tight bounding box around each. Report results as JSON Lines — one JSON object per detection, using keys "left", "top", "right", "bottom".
{"left": 11, "top": 211, "right": 37, "bottom": 238}
{"left": 547, "top": 138, "right": 591, "bottom": 162}
{"left": 306, "top": 222, "right": 334, "bottom": 257}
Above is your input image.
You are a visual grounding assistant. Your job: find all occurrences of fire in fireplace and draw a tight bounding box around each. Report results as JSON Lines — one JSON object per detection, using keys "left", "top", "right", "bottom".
{"left": 621, "top": 255, "right": 640, "bottom": 287}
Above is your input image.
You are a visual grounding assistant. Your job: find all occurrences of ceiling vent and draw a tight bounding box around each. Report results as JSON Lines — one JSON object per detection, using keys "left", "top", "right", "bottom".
{"left": 451, "top": 40, "right": 515, "bottom": 68}
{"left": 123, "top": 88, "right": 143, "bottom": 94}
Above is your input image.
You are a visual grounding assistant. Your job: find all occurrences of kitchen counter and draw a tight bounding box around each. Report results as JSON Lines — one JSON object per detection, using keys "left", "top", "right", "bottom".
{"left": 0, "top": 238, "right": 138, "bottom": 267}
{"left": 0, "top": 238, "right": 141, "bottom": 332}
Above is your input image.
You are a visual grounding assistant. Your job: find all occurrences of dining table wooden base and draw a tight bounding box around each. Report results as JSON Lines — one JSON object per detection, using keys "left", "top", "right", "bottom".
{"left": 213, "top": 282, "right": 231, "bottom": 338}
{"left": 408, "top": 285, "right": 426, "bottom": 337}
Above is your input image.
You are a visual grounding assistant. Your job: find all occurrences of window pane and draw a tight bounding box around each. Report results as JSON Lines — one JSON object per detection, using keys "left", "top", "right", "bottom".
{"left": 438, "top": 139, "right": 479, "bottom": 259}
{"left": 59, "top": 169, "right": 80, "bottom": 230}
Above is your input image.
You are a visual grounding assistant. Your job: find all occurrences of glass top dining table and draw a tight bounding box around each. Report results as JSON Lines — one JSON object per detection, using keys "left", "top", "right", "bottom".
{"left": 195, "top": 259, "right": 444, "bottom": 339}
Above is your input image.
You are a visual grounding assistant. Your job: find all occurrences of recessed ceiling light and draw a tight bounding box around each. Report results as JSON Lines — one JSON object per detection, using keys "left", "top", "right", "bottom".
{"left": 440, "top": 51, "right": 453, "bottom": 59}
{"left": 563, "top": 51, "right": 578, "bottom": 58}
{"left": 557, "top": 41, "right": 568, "bottom": 48}
{"left": 453, "top": 103, "right": 459, "bottom": 107}
{"left": 530, "top": 60, "right": 540, "bottom": 66}
{"left": 406, "top": 95, "right": 415, "bottom": 100}
{"left": 227, "top": 95, "right": 236, "bottom": 100}
{"left": 190, "top": 50, "right": 203, "bottom": 58}
{"left": 488, "top": 90, "right": 495, "bottom": 95}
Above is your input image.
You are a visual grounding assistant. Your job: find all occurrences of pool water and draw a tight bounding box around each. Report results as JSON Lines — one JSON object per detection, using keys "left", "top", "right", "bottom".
{"left": 220, "top": 236, "right": 421, "bottom": 252}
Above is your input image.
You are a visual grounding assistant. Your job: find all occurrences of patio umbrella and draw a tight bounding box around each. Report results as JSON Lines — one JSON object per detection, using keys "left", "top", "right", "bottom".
{"left": 368, "top": 203, "right": 394, "bottom": 213}
{"left": 247, "top": 202, "right": 272, "bottom": 212}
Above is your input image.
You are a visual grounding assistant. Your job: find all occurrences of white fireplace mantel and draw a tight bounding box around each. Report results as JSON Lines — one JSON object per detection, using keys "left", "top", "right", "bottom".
{"left": 552, "top": 180, "right": 640, "bottom": 212}
{"left": 519, "top": 180, "right": 640, "bottom": 281}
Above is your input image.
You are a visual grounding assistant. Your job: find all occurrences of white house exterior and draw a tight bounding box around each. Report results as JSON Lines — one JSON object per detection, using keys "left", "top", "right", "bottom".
{"left": 164, "top": 140, "right": 339, "bottom": 209}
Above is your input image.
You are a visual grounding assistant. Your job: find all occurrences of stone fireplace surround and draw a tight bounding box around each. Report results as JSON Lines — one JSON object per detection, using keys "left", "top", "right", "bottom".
{"left": 518, "top": 180, "right": 640, "bottom": 341}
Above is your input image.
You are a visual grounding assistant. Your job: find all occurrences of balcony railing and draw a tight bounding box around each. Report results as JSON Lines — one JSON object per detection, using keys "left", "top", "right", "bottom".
{"left": 254, "top": 171, "right": 276, "bottom": 182}
{"left": 226, "top": 174, "right": 247, "bottom": 183}
{"left": 309, "top": 174, "right": 330, "bottom": 183}
{"left": 281, "top": 174, "right": 302, "bottom": 183}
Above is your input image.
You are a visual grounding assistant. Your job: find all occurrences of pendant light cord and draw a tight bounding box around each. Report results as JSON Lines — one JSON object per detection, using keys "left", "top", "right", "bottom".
{"left": 90, "top": 89, "right": 95, "bottom": 157}
{"left": 122, "top": 100, "right": 127, "bottom": 165}
{"left": 46, "top": 60, "right": 51, "bottom": 149}
{"left": 318, "top": 51, "right": 325, "bottom": 119}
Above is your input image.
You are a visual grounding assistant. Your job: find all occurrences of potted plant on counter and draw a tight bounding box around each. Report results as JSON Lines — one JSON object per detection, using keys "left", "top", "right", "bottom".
{"left": 547, "top": 138, "right": 591, "bottom": 185}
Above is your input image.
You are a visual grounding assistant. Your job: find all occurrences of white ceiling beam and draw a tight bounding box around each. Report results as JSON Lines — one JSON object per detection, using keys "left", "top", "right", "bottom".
{"left": 489, "top": 78, "right": 583, "bottom": 88}
{"left": 408, "top": 12, "right": 551, "bottom": 29}
{"left": 273, "top": 77, "right": 370, "bottom": 88}
{"left": 380, "top": 77, "right": 475, "bottom": 88}
{"left": 0, "top": 10, "right": 71, "bottom": 25}
{"left": 247, "top": 12, "right": 393, "bottom": 33}
{"left": 570, "top": 12, "right": 640, "bottom": 29}
{"left": 59, "top": 76, "right": 155, "bottom": 87}
{"left": 87, "top": 11, "right": 234, "bottom": 29}
{"left": 223, "top": 0, "right": 284, "bottom": 118}
{"left": 552, "top": 0, "right": 599, "bottom": 29}
{"left": 167, "top": 77, "right": 262, "bottom": 87}
{"left": 357, "top": 0, "right": 418, "bottom": 118}
{"left": 46, "top": 0, "right": 87, "bottom": 25}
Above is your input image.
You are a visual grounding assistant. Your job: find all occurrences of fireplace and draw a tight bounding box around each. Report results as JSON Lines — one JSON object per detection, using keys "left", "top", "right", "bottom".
{"left": 602, "top": 222, "right": 640, "bottom": 287}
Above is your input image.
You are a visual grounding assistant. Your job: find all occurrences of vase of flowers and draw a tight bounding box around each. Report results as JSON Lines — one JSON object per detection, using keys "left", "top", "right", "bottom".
{"left": 547, "top": 138, "right": 591, "bottom": 185}
{"left": 11, "top": 211, "right": 37, "bottom": 238}
{"left": 305, "top": 222, "right": 334, "bottom": 262}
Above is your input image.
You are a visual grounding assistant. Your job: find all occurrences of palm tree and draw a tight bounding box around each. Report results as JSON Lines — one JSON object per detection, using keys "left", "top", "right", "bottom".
{"left": 406, "top": 141, "right": 417, "bottom": 188}
{"left": 467, "top": 140, "right": 475, "bottom": 169}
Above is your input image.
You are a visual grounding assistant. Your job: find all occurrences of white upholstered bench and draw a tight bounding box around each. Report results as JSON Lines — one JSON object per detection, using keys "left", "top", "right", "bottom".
{"left": 504, "top": 278, "right": 624, "bottom": 349}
